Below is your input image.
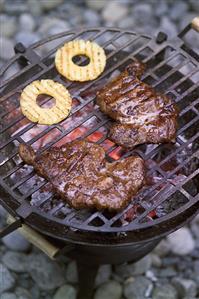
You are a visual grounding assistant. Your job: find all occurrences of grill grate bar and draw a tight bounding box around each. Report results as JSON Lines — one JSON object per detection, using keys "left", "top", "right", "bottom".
{"left": 166, "top": 68, "right": 198, "bottom": 94}
{"left": 158, "top": 132, "right": 199, "bottom": 169}
{"left": 168, "top": 150, "right": 199, "bottom": 177}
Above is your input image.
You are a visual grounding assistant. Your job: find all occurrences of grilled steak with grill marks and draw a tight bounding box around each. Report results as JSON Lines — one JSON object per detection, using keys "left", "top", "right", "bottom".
{"left": 97, "top": 60, "right": 178, "bottom": 148}
{"left": 19, "top": 140, "right": 145, "bottom": 211}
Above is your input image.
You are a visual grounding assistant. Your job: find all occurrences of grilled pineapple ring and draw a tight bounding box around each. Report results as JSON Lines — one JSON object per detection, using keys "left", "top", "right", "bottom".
{"left": 55, "top": 40, "right": 106, "bottom": 82}
{"left": 20, "top": 79, "right": 72, "bottom": 125}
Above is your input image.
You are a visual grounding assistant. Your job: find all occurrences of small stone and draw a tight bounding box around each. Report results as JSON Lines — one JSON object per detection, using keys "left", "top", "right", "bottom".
{"left": 27, "top": 254, "right": 65, "bottom": 290}
{"left": 15, "top": 32, "right": 40, "bottom": 47}
{"left": 172, "top": 277, "right": 197, "bottom": 298}
{"left": 66, "top": 261, "right": 78, "bottom": 284}
{"left": 2, "top": 251, "right": 27, "bottom": 273}
{"left": 146, "top": 270, "right": 158, "bottom": 282}
{"left": 118, "top": 16, "right": 135, "bottom": 29}
{"left": 102, "top": 2, "right": 128, "bottom": 23}
{"left": 153, "top": 240, "right": 171, "bottom": 257}
{"left": 0, "top": 263, "right": 15, "bottom": 294}
{"left": 95, "top": 265, "right": 112, "bottom": 287}
{"left": 152, "top": 284, "right": 178, "bottom": 299}
{"left": 53, "top": 284, "right": 76, "bottom": 299}
{"left": 15, "top": 287, "right": 32, "bottom": 299}
{"left": 0, "top": 0, "right": 5, "bottom": 12}
{"left": 0, "top": 37, "right": 14, "bottom": 61}
{"left": 129, "top": 255, "right": 152, "bottom": 275}
{"left": 4, "top": 2, "right": 27, "bottom": 14}
{"left": 151, "top": 254, "right": 162, "bottom": 268}
{"left": 19, "top": 14, "right": 36, "bottom": 32}
{"left": 159, "top": 16, "right": 178, "bottom": 38}
{"left": 0, "top": 294, "right": 17, "bottom": 299}
{"left": 27, "top": 0, "right": 42, "bottom": 16}
{"left": 190, "top": 0, "right": 199, "bottom": 12}
{"left": 17, "top": 273, "right": 32, "bottom": 290}
{"left": 41, "top": 0, "right": 64, "bottom": 11}
{"left": 2, "top": 230, "right": 31, "bottom": 252}
{"left": 170, "top": 1, "right": 188, "bottom": 21}
{"left": 86, "top": 0, "right": 107, "bottom": 11}
{"left": 83, "top": 10, "right": 101, "bottom": 27}
{"left": 158, "top": 267, "right": 177, "bottom": 278}
{"left": 155, "top": 0, "right": 168, "bottom": 16}
{"left": 115, "top": 255, "right": 152, "bottom": 279}
{"left": 39, "top": 17, "right": 69, "bottom": 36}
{"left": 132, "top": 3, "right": 153, "bottom": 23}
{"left": 94, "top": 280, "right": 122, "bottom": 299}
{"left": 30, "top": 285, "right": 40, "bottom": 299}
{"left": 124, "top": 276, "right": 153, "bottom": 299}
{"left": 0, "top": 15, "right": 17, "bottom": 37}
{"left": 167, "top": 228, "right": 195, "bottom": 255}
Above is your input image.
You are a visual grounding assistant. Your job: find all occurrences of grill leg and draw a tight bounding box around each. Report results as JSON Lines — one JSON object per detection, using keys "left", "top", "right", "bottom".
{"left": 77, "top": 262, "right": 98, "bottom": 299}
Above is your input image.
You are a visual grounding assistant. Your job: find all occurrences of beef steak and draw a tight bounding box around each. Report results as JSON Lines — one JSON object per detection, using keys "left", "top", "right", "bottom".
{"left": 19, "top": 140, "right": 145, "bottom": 211}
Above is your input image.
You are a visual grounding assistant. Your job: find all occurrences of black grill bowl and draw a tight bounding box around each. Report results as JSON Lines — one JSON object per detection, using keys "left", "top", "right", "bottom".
{"left": 0, "top": 27, "right": 199, "bottom": 249}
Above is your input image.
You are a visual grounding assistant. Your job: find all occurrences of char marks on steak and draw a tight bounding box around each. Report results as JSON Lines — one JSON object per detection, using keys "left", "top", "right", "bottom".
{"left": 97, "top": 61, "right": 178, "bottom": 148}
{"left": 19, "top": 140, "right": 145, "bottom": 211}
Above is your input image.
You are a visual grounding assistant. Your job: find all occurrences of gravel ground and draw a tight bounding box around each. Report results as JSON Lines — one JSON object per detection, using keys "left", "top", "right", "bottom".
{"left": 0, "top": 0, "right": 199, "bottom": 298}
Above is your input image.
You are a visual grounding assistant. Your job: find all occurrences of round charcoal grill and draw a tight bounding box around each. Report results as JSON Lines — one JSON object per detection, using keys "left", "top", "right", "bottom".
{"left": 0, "top": 22, "right": 199, "bottom": 299}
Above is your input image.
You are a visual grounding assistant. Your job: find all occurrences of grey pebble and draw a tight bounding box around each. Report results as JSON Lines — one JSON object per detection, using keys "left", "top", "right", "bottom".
{"left": 15, "top": 32, "right": 40, "bottom": 47}
{"left": 0, "top": 263, "right": 15, "bottom": 294}
{"left": 0, "top": 15, "right": 16, "bottom": 37}
{"left": 15, "top": 287, "right": 32, "bottom": 299}
{"left": 167, "top": 228, "right": 195, "bottom": 255}
{"left": 132, "top": 3, "right": 153, "bottom": 24}
{"left": 86, "top": 0, "right": 107, "bottom": 11}
{"left": 159, "top": 16, "right": 178, "bottom": 38}
{"left": 124, "top": 276, "right": 153, "bottom": 299}
{"left": 40, "top": 0, "right": 64, "bottom": 11}
{"left": 2, "top": 231, "right": 31, "bottom": 252}
{"left": 39, "top": 17, "right": 69, "bottom": 36}
{"left": 102, "top": 1, "right": 128, "bottom": 23}
{"left": 2, "top": 251, "right": 27, "bottom": 273}
{"left": 152, "top": 284, "right": 178, "bottom": 299}
{"left": 17, "top": 273, "right": 32, "bottom": 290}
{"left": 27, "top": 0, "right": 42, "bottom": 16}
{"left": 151, "top": 254, "right": 162, "bottom": 268}
{"left": 129, "top": 255, "right": 152, "bottom": 275}
{"left": 153, "top": 239, "right": 171, "bottom": 257}
{"left": 94, "top": 280, "right": 122, "bottom": 299}
{"left": 95, "top": 265, "right": 112, "bottom": 287}
{"left": 53, "top": 284, "right": 76, "bottom": 299}
{"left": 30, "top": 285, "right": 40, "bottom": 299}
{"left": 115, "top": 254, "right": 152, "bottom": 279}
{"left": 19, "top": 13, "right": 36, "bottom": 32}
{"left": 154, "top": 0, "right": 168, "bottom": 16}
{"left": 83, "top": 10, "right": 101, "bottom": 27}
{"left": 0, "top": 293, "right": 17, "bottom": 299}
{"left": 190, "top": 0, "right": 199, "bottom": 12}
{"left": 157, "top": 267, "right": 177, "bottom": 278}
{"left": 4, "top": 2, "right": 27, "bottom": 15}
{"left": 27, "top": 254, "right": 65, "bottom": 290}
{"left": 170, "top": 1, "right": 188, "bottom": 21}
{"left": 0, "top": 37, "right": 15, "bottom": 60}
{"left": 172, "top": 277, "right": 197, "bottom": 298}
{"left": 66, "top": 261, "right": 78, "bottom": 284}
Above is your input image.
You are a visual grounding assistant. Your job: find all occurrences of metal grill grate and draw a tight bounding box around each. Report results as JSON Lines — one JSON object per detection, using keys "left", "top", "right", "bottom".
{"left": 0, "top": 28, "right": 199, "bottom": 244}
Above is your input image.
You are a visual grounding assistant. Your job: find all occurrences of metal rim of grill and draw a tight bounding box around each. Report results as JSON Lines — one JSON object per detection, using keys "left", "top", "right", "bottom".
{"left": 0, "top": 27, "right": 199, "bottom": 245}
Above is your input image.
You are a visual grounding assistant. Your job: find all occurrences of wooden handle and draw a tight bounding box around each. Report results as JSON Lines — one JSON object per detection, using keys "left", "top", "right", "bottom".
{"left": 7, "top": 215, "right": 60, "bottom": 259}
{"left": 191, "top": 17, "right": 199, "bottom": 32}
